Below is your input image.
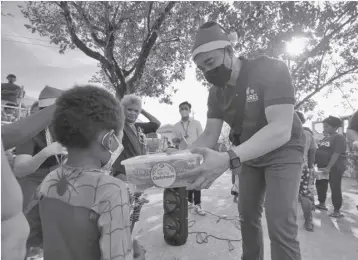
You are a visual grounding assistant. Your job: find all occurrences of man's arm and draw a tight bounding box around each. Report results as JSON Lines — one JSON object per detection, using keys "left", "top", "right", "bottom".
{"left": 191, "top": 118, "right": 223, "bottom": 149}
{"left": 2, "top": 104, "right": 55, "bottom": 150}
{"left": 196, "top": 120, "right": 204, "bottom": 136}
{"left": 232, "top": 58, "right": 295, "bottom": 162}
{"left": 232, "top": 104, "right": 293, "bottom": 162}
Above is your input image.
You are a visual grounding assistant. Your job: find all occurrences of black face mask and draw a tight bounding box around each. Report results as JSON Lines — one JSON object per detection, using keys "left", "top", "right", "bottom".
{"left": 204, "top": 51, "right": 232, "bottom": 88}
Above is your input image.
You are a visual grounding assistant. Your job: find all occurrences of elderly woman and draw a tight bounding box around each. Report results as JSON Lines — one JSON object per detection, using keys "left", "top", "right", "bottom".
{"left": 25, "top": 85, "right": 144, "bottom": 260}
{"left": 112, "top": 94, "right": 161, "bottom": 181}
{"left": 315, "top": 116, "right": 347, "bottom": 218}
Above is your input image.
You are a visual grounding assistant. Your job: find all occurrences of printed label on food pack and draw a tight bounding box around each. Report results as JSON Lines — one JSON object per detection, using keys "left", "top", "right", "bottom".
{"left": 150, "top": 162, "right": 176, "bottom": 188}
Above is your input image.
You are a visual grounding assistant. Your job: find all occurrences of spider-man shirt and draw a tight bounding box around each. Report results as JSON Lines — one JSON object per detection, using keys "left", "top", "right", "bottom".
{"left": 25, "top": 165, "right": 133, "bottom": 260}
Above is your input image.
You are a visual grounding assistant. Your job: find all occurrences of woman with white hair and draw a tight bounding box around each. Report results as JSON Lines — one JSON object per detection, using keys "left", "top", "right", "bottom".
{"left": 112, "top": 94, "right": 161, "bottom": 181}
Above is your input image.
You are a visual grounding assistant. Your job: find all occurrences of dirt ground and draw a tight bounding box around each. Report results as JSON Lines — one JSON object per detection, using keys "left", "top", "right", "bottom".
{"left": 133, "top": 172, "right": 358, "bottom": 260}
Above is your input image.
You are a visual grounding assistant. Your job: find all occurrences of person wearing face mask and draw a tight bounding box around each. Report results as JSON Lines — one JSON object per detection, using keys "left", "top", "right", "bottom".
{"left": 180, "top": 21, "right": 305, "bottom": 260}
{"left": 172, "top": 101, "right": 205, "bottom": 215}
{"left": 25, "top": 86, "right": 145, "bottom": 260}
{"left": 112, "top": 94, "right": 161, "bottom": 182}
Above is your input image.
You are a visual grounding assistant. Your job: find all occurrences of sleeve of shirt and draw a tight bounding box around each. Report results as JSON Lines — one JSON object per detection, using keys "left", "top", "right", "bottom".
{"left": 135, "top": 122, "right": 159, "bottom": 134}
{"left": 196, "top": 121, "right": 203, "bottom": 136}
{"left": 261, "top": 59, "right": 295, "bottom": 108}
{"left": 171, "top": 124, "right": 180, "bottom": 139}
{"left": 309, "top": 134, "right": 318, "bottom": 149}
{"left": 98, "top": 188, "right": 133, "bottom": 260}
{"left": 25, "top": 187, "right": 43, "bottom": 248}
{"left": 332, "top": 134, "right": 346, "bottom": 154}
{"left": 15, "top": 139, "right": 35, "bottom": 156}
{"left": 207, "top": 87, "right": 224, "bottom": 119}
{"left": 348, "top": 111, "right": 358, "bottom": 132}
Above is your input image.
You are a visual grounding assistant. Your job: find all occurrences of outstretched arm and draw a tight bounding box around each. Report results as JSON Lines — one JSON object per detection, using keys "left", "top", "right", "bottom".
{"left": 2, "top": 104, "right": 55, "bottom": 151}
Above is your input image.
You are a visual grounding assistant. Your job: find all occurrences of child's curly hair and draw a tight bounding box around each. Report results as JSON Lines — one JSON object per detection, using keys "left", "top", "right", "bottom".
{"left": 52, "top": 85, "right": 124, "bottom": 148}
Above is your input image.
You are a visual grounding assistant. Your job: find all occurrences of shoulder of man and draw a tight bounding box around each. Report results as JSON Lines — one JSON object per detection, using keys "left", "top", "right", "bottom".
{"left": 249, "top": 55, "right": 287, "bottom": 77}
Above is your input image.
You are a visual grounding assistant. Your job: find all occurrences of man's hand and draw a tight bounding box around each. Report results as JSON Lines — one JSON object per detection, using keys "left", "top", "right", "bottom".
{"left": 183, "top": 148, "right": 230, "bottom": 190}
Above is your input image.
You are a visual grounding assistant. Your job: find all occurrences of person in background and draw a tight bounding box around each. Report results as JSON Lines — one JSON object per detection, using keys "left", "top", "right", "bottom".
{"left": 13, "top": 86, "right": 64, "bottom": 210}
{"left": 1, "top": 142, "right": 30, "bottom": 260}
{"left": 30, "top": 101, "right": 40, "bottom": 115}
{"left": 25, "top": 85, "right": 144, "bottom": 260}
{"left": 296, "top": 111, "right": 317, "bottom": 231}
{"left": 112, "top": 94, "right": 161, "bottom": 181}
{"left": 315, "top": 116, "right": 347, "bottom": 218}
{"left": 172, "top": 101, "right": 206, "bottom": 216}
{"left": 1, "top": 74, "right": 22, "bottom": 104}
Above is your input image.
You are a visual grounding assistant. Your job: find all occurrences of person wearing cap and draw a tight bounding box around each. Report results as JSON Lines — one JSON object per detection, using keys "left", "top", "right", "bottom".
{"left": 13, "top": 86, "right": 65, "bottom": 210}
{"left": 315, "top": 116, "right": 347, "bottom": 218}
{"left": 296, "top": 111, "right": 317, "bottom": 231}
{"left": 184, "top": 21, "right": 305, "bottom": 260}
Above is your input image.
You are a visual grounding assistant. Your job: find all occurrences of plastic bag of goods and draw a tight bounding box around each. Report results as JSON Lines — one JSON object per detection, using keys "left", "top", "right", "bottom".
{"left": 121, "top": 151, "right": 202, "bottom": 190}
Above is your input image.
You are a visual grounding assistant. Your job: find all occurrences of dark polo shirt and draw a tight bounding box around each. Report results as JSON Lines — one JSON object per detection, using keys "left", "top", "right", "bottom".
{"left": 207, "top": 56, "right": 305, "bottom": 167}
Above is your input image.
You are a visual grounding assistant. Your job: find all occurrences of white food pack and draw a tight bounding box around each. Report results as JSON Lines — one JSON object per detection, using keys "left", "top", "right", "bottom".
{"left": 121, "top": 151, "right": 202, "bottom": 190}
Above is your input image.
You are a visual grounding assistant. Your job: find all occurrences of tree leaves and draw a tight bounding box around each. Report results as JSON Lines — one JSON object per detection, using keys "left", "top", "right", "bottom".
{"left": 20, "top": 1, "right": 357, "bottom": 110}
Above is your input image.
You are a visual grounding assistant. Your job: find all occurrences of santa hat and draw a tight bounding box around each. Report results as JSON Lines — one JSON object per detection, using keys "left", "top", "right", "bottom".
{"left": 38, "top": 86, "right": 63, "bottom": 108}
{"left": 192, "top": 21, "right": 231, "bottom": 59}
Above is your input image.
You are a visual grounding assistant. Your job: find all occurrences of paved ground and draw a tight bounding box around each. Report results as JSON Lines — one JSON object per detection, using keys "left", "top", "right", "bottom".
{"left": 133, "top": 171, "right": 358, "bottom": 260}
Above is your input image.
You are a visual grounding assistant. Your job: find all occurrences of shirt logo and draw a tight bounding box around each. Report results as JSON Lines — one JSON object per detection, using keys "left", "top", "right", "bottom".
{"left": 246, "top": 87, "right": 259, "bottom": 102}
{"left": 320, "top": 141, "right": 330, "bottom": 147}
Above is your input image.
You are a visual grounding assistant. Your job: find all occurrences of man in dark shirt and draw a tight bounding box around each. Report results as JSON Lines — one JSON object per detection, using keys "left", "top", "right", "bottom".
{"left": 183, "top": 21, "right": 304, "bottom": 260}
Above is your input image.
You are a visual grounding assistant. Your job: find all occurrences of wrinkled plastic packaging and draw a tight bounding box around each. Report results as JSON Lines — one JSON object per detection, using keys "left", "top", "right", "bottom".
{"left": 121, "top": 151, "right": 202, "bottom": 191}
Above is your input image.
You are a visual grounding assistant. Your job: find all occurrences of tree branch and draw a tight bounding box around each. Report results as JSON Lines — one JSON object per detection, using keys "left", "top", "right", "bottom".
{"left": 292, "top": 4, "right": 358, "bottom": 75}
{"left": 59, "top": 2, "right": 112, "bottom": 70}
{"left": 156, "top": 36, "right": 180, "bottom": 46}
{"left": 71, "top": 2, "right": 106, "bottom": 47}
{"left": 295, "top": 66, "right": 358, "bottom": 109}
{"left": 127, "top": 1, "right": 177, "bottom": 87}
{"left": 147, "top": 2, "right": 154, "bottom": 33}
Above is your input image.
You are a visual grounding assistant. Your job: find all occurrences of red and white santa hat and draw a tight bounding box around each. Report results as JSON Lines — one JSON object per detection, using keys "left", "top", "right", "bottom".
{"left": 38, "top": 86, "right": 63, "bottom": 108}
{"left": 192, "top": 21, "right": 231, "bottom": 59}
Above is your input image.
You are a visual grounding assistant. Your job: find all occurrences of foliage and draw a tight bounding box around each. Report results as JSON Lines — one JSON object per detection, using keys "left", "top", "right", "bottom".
{"left": 196, "top": 1, "right": 358, "bottom": 111}
{"left": 20, "top": 1, "right": 232, "bottom": 102}
{"left": 20, "top": 1, "right": 357, "bottom": 110}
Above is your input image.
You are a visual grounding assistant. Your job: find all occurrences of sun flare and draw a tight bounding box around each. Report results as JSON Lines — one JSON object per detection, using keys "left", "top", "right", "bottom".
{"left": 286, "top": 38, "right": 308, "bottom": 56}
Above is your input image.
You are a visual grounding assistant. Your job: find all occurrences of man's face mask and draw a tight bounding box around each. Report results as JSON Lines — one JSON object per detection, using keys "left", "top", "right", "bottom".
{"left": 101, "top": 131, "right": 124, "bottom": 173}
{"left": 203, "top": 50, "right": 232, "bottom": 88}
{"left": 180, "top": 106, "right": 190, "bottom": 118}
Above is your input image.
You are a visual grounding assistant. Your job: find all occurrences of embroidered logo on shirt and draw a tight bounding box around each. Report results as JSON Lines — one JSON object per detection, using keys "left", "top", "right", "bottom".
{"left": 320, "top": 141, "right": 330, "bottom": 147}
{"left": 246, "top": 87, "right": 259, "bottom": 102}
